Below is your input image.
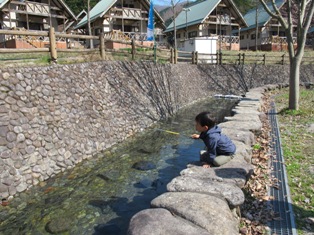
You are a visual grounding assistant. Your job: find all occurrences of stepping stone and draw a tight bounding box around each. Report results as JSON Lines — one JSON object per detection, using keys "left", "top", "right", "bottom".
{"left": 167, "top": 175, "right": 245, "bottom": 207}
{"left": 219, "top": 120, "right": 262, "bottom": 132}
{"left": 151, "top": 192, "right": 239, "bottom": 235}
{"left": 221, "top": 128, "right": 255, "bottom": 146}
{"left": 128, "top": 208, "right": 211, "bottom": 235}
{"left": 183, "top": 157, "right": 253, "bottom": 188}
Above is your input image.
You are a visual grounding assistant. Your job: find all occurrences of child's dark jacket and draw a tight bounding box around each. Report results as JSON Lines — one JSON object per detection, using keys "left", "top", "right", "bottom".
{"left": 199, "top": 125, "right": 236, "bottom": 162}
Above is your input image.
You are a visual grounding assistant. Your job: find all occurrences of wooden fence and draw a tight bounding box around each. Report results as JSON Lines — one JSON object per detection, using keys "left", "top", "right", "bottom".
{"left": 0, "top": 29, "right": 314, "bottom": 65}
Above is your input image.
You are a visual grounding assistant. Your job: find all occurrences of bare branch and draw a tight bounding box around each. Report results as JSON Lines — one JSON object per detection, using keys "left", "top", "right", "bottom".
{"left": 259, "top": 0, "right": 288, "bottom": 28}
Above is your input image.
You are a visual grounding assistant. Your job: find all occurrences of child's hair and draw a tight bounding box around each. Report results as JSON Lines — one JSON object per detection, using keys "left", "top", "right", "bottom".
{"left": 195, "top": 112, "right": 216, "bottom": 128}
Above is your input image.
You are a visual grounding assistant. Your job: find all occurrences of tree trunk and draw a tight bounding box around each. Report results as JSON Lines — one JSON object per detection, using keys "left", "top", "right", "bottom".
{"left": 289, "top": 58, "right": 301, "bottom": 110}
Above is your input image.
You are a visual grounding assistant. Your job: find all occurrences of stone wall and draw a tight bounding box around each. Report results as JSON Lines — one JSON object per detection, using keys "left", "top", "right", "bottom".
{"left": 0, "top": 61, "right": 313, "bottom": 199}
{"left": 128, "top": 86, "right": 268, "bottom": 235}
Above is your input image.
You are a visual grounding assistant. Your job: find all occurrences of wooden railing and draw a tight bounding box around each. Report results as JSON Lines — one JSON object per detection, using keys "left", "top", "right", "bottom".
{"left": 261, "top": 36, "right": 297, "bottom": 45}
{"left": 0, "top": 29, "right": 313, "bottom": 65}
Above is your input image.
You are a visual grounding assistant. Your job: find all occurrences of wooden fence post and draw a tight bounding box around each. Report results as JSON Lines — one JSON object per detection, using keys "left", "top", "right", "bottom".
{"left": 281, "top": 54, "right": 285, "bottom": 65}
{"left": 170, "top": 48, "right": 174, "bottom": 64}
{"left": 174, "top": 48, "right": 177, "bottom": 64}
{"left": 131, "top": 39, "right": 135, "bottom": 60}
{"left": 195, "top": 51, "right": 198, "bottom": 65}
{"left": 49, "top": 27, "right": 57, "bottom": 63}
{"left": 99, "top": 33, "right": 106, "bottom": 60}
{"left": 242, "top": 53, "right": 245, "bottom": 64}
{"left": 192, "top": 51, "right": 195, "bottom": 64}
{"left": 238, "top": 53, "right": 241, "bottom": 64}
{"left": 263, "top": 54, "right": 266, "bottom": 65}
{"left": 219, "top": 52, "right": 222, "bottom": 65}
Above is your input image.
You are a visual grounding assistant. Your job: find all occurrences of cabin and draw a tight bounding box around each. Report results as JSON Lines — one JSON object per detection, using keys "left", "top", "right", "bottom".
{"left": 306, "top": 26, "right": 314, "bottom": 49}
{"left": 0, "top": 0, "right": 76, "bottom": 48}
{"left": 240, "top": 0, "right": 296, "bottom": 51}
{"left": 164, "top": 0, "right": 247, "bottom": 51}
{"left": 74, "top": 0, "right": 165, "bottom": 49}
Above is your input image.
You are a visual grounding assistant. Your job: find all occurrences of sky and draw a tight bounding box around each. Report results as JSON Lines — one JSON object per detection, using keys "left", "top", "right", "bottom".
{"left": 153, "top": 0, "right": 196, "bottom": 6}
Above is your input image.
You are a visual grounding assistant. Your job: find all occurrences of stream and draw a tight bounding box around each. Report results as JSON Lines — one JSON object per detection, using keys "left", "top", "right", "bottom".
{"left": 0, "top": 97, "right": 237, "bottom": 235}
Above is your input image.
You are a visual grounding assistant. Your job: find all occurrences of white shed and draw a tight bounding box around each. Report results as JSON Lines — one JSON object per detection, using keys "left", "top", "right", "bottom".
{"left": 179, "top": 36, "right": 218, "bottom": 63}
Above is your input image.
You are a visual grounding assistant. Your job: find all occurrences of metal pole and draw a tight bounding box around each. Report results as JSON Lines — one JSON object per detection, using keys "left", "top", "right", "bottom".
{"left": 229, "top": 11, "right": 232, "bottom": 50}
{"left": 171, "top": 0, "right": 177, "bottom": 50}
{"left": 219, "top": 14, "right": 221, "bottom": 52}
{"left": 186, "top": 10, "right": 188, "bottom": 39}
{"left": 255, "top": 4, "right": 258, "bottom": 51}
{"left": 87, "top": 0, "right": 94, "bottom": 48}
{"left": 183, "top": 8, "right": 190, "bottom": 39}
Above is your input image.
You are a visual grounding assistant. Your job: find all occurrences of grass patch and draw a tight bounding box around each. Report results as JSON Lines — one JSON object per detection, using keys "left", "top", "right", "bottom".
{"left": 1, "top": 48, "right": 314, "bottom": 68}
{"left": 273, "top": 87, "right": 314, "bottom": 234}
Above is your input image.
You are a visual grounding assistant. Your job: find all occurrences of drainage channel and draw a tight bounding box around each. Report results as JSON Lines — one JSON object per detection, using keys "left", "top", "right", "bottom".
{"left": 268, "top": 101, "right": 297, "bottom": 235}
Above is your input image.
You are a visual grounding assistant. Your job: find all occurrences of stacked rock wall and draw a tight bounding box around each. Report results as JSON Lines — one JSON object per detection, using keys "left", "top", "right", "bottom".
{"left": 0, "top": 61, "right": 313, "bottom": 200}
{"left": 127, "top": 86, "right": 273, "bottom": 234}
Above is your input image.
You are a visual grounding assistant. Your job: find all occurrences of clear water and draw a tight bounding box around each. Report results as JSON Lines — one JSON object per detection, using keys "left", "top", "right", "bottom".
{"left": 0, "top": 98, "right": 236, "bottom": 235}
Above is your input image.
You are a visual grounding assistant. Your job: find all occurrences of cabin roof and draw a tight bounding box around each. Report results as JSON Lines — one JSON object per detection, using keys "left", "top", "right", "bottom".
{"left": 75, "top": 0, "right": 164, "bottom": 29}
{"left": 0, "top": 0, "right": 76, "bottom": 20}
{"left": 165, "top": 0, "right": 247, "bottom": 33}
{"left": 241, "top": 0, "right": 285, "bottom": 32}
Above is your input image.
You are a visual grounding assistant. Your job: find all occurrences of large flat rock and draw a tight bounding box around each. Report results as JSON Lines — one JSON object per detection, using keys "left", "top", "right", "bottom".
{"left": 219, "top": 156, "right": 254, "bottom": 176}
{"left": 167, "top": 175, "right": 245, "bottom": 207}
{"left": 182, "top": 162, "right": 251, "bottom": 188}
{"left": 237, "top": 100, "right": 262, "bottom": 110}
{"left": 231, "top": 107, "right": 261, "bottom": 115}
{"left": 245, "top": 89, "right": 265, "bottom": 99}
{"left": 233, "top": 140, "right": 252, "bottom": 163}
{"left": 128, "top": 208, "right": 211, "bottom": 235}
{"left": 224, "top": 113, "right": 261, "bottom": 123}
{"left": 151, "top": 192, "right": 239, "bottom": 235}
{"left": 219, "top": 120, "right": 262, "bottom": 132}
{"left": 221, "top": 128, "right": 255, "bottom": 146}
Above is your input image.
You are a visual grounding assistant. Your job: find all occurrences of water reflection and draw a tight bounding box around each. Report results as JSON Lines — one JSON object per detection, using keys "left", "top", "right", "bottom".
{"left": 0, "top": 98, "right": 236, "bottom": 235}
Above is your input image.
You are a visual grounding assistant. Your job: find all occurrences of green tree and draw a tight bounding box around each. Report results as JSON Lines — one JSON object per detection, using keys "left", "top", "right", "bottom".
{"left": 64, "top": 0, "right": 98, "bottom": 15}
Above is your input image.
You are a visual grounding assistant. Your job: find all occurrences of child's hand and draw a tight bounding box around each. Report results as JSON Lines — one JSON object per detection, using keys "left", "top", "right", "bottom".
{"left": 191, "top": 134, "right": 200, "bottom": 139}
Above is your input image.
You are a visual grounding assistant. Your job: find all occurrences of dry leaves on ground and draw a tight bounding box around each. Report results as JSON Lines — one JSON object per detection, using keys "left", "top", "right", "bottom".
{"left": 240, "top": 94, "right": 279, "bottom": 235}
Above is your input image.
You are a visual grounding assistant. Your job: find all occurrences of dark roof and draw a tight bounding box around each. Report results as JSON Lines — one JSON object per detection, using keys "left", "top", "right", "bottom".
{"left": 241, "top": 0, "right": 285, "bottom": 32}
{"left": 75, "top": 0, "right": 164, "bottom": 29}
{"left": 165, "top": 0, "right": 247, "bottom": 33}
{"left": 0, "top": 0, "right": 76, "bottom": 20}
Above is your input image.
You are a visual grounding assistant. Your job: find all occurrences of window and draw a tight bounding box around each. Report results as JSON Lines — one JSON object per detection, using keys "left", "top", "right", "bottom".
{"left": 251, "top": 34, "right": 256, "bottom": 40}
{"left": 188, "top": 31, "right": 197, "bottom": 38}
{"left": 279, "top": 31, "right": 285, "bottom": 36}
{"left": 208, "top": 29, "right": 216, "bottom": 35}
{"left": 95, "top": 28, "right": 102, "bottom": 36}
{"left": 176, "top": 33, "right": 180, "bottom": 38}
{"left": 240, "top": 35, "right": 244, "bottom": 40}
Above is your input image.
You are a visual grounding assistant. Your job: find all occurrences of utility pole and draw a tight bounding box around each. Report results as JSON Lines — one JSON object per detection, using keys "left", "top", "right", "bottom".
{"left": 255, "top": 2, "right": 258, "bottom": 51}
{"left": 87, "top": 0, "right": 94, "bottom": 49}
{"left": 219, "top": 14, "right": 222, "bottom": 52}
{"left": 171, "top": 0, "right": 177, "bottom": 50}
{"left": 183, "top": 8, "right": 191, "bottom": 39}
{"left": 229, "top": 11, "right": 232, "bottom": 50}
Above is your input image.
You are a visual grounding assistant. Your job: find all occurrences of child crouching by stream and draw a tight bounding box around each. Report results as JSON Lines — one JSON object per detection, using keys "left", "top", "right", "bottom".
{"left": 191, "top": 111, "right": 236, "bottom": 168}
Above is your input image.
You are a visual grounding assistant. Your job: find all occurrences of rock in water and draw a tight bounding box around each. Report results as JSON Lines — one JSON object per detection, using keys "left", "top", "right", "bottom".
{"left": 45, "top": 217, "right": 72, "bottom": 234}
{"left": 132, "top": 161, "right": 156, "bottom": 171}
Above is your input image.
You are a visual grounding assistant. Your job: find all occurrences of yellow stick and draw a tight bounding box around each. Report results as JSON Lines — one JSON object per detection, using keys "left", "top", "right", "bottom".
{"left": 156, "top": 129, "right": 180, "bottom": 135}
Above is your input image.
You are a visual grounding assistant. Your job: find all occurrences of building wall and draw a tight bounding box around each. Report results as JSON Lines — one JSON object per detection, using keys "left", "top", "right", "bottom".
{"left": 0, "top": 39, "right": 67, "bottom": 49}
{"left": 0, "top": 61, "right": 313, "bottom": 199}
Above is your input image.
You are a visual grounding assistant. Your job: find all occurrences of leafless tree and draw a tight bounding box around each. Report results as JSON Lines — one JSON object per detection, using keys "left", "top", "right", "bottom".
{"left": 259, "top": 0, "right": 314, "bottom": 110}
